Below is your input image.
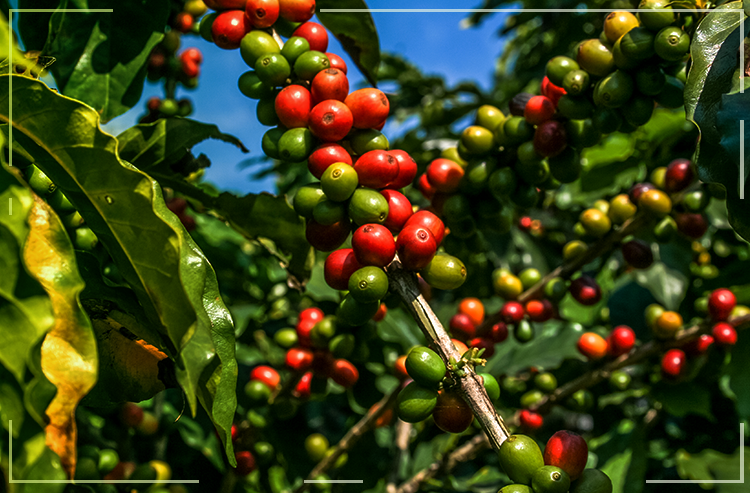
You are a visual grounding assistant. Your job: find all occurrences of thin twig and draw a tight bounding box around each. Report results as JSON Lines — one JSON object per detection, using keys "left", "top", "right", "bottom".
{"left": 387, "top": 420, "right": 412, "bottom": 493}
{"left": 294, "top": 388, "right": 400, "bottom": 493}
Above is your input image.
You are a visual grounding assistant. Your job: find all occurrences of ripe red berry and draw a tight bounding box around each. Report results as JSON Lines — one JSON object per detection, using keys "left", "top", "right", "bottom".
{"left": 426, "top": 158, "right": 464, "bottom": 193}
{"left": 675, "top": 213, "right": 708, "bottom": 239}
{"left": 490, "top": 322, "right": 509, "bottom": 343}
{"left": 386, "top": 150, "right": 417, "bottom": 190}
{"left": 292, "top": 21, "right": 329, "bottom": 52}
{"left": 234, "top": 451, "right": 256, "bottom": 475}
{"left": 300, "top": 307, "right": 324, "bottom": 323}
{"left": 533, "top": 119, "right": 567, "bottom": 157}
{"left": 331, "top": 359, "right": 359, "bottom": 387}
{"left": 395, "top": 226, "right": 437, "bottom": 271}
{"left": 501, "top": 301, "right": 525, "bottom": 324}
{"left": 326, "top": 52, "right": 348, "bottom": 74}
{"left": 286, "top": 347, "right": 314, "bottom": 370}
{"left": 417, "top": 173, "right": 436, "bottom": 200}
{"left": 381, "top": 190, "right": 413, "bottom": 233}
{"left": 120, "top": 402, "right": 144, "bottom": 427}
{"left": 449, "top": 313, "right": 476, "bottom": 340}
{"left": 525, "top": 300, "right": 551, "bottom": 322}
{"left": 394, "top": 355, "right": 408, "bottom": 379}
{"left": 324, "top": 248, "right": 362, "bottom": 290}
{"left": 278, "top": 0, "right": 315, "bottom": 22}
{"left": 628, "top": 182, "right": 655, "bottom": 204}
{"left": 540, "top": 76, "right": 566, "bottom": 106}
{"left": 250, "top": 365, "right": 280, "bottom": 389}
{"left": 174, "top": 12, "right": 194, "bottom": 33}
{"left": 519, "top": 409, "right": 544, "bottom": 430}
{"left": 664, "top": 158, "right": 694, "bottom": 193}
{"left": 682, "top": 334, "right": 713, "bottom": 356}
{"left": 569, "top": 275, "right": 601, "bottom": 306}
{"left": 294, "top": 371, "right": 313, "bottom": 399}
{"left": 308, "top": 99, "right": 354, "bottom": 142}
{"left": 311, "top": 68, "right": 349, "bottom": 104}
{"left": 708, "top": 288, "right": 736, "bottom": 321}
{"left": 577, "top": 332, "right": 608, "bottom": 360}
{"left": 211, "top": 10, "right": 251, "bottom": 50}
{"left": 373, "top": 302, "right": 387, "bottom": 322}
{"left": 352, "top": 223, "right": 396, "bottom": 267}
{"left": 712, "top": 322, "right": 738, "bottom": 346}
{"left": 308, "top": 143, "right": 352, "bottom": 179}
{"left": 524, "top": 95, "right": 556, "bottom": 124}
{"left": 403, "top": 211, "right": 445, "bottom": 246}
{"left": 181, "top": 48, "right": 203, "bottom": 65}
{"left": 661, "top": 348, "right": 686, "bottom": 378}
{"left": 518, "top": 216, "right": 533, "bottom": 231}
{"left": 433, "top": 391, "right": 474, "bottom": 433}
{"left": 275, "top": 85, "right": 311, "bottom": 128}
{"left": 181, "top": 59, "right": 200, "bottom": 78}
{"left": 607, "top": 325, "right": 636, "bottom": 357}
{"left": 305, "top": 219, "right": 351, "bottom": 252}
{"left": 353, "top": 150, "right": 399, "bottom": 189}
{"left": 245, "top": 0, "right": 279, "bottom": 28}
{"left": 467, "top": 336, "right": 495, "bottom": 358}
{"left": 543, "top": 431, "right": 588, "bottom": 481}
{"left": 345, "top": 88, "right": 390, "bottom": 129}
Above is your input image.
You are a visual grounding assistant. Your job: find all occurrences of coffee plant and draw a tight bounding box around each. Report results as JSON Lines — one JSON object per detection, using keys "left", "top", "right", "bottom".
{"left": 1, "top": 0, "right": 749, "bottom": 492}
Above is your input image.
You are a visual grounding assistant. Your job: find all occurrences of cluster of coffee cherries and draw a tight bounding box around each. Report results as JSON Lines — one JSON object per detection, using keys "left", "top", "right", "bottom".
{"left": 449, "top": 297, "right": 511, "bottom": 356}
{"left": 393, "top": 345, "right": 500, "bottom": 434}
{"left": 497, "top": 432, "right": 612, "bottom": 493}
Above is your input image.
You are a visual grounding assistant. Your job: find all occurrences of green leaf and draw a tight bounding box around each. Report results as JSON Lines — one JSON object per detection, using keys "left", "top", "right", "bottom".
{"left": 317, "top": 0, "right": 381, "bottom": 86}
{"left": 16, "top": 440, "right": 67, "bottom": 492}
{"left": 42, "top": 0, "right": 169, "bottom": 122}
{"left": 727, "top": 328, "right": 750, "bottom": 420}
{"left": 651, "top": 382, "right": 714, "bottom": 420}
{"left": 0, "top": 76, "right": 236, "bottom": 459}
{"left": 632, "top": 261, "right": 688, "bottom": 311}
{"left": 377, "top": 304, "right": 425, "bottom": 352}
{"left": 675, "top": 447, "right": 750, "bottom": 491}
{"left": 0, "top": 381, "right": 25, "bottom": 437}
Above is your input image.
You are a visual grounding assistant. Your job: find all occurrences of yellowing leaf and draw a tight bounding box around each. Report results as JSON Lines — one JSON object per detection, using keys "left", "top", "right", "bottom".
{"left": 23, "top": 196, "right": 97, "bottom": 478}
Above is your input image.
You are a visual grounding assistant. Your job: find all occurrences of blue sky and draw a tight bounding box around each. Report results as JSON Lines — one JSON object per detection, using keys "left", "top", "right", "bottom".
{"left": 22, "top": 1, "right": 511, "bottom": 195}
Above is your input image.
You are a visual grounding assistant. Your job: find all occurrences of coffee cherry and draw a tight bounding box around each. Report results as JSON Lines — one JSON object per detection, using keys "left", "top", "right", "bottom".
{"left": 525, "top": 300, "right": 552, "bottom": 322}
{"left": 307, "top": 143, "right": 352, "bottom": 179}
{"left": 387, "top": 150, "right": 418, "bottom": 190}
{"left": 543, "top": 431, "right": 588, "bottom": 481}
{"left": 654, "top": 26, "right": 690, "bottom": 61}
{"left": 417, "top": 173, "right": 436, "bottom": 200}
{"left": 353, "top": 150, "right": 399, "bottom": 189}
{"left": 403, "top": 211, "right": 445, "bottom": 245}
{"left": 518, "top": 410, "right": 543, "bottom": 432}
{"left": 293, "top": 22, "right": 329, "bottom": 52}
{"left": 212, "top": 10, "right": 250, "bottom": 50}
{"left": 577, "top": 38, "right": 614, "bottom": 77}
{"left": 533, "top": 372, "right": 557, "bottom": 393}
{"left": 348, "top": 266, "right": 389, "bottom": 303}
{"left": 604, "top": 11, "right": 639, "bottom": 43}
{"left": 712, "top": 322, "right": 738, "bottom": 346}
{"left": 661, "top": 348, "right": 686, "bottom": 378}
{"left": 397, "top": 382, "right": 438, "bottom": 423}
{"left": 621, "top": 239, "right": 654, "bottom": 269}
{"left": 396, "top": 226, "right": 437, "bottom": 271}
{"left": 494, "top": 272, "right": 524, "bottom": 300}
{"left": 638, "top": 188, "right": 672, "bottom": 216}
{"left": 629, "top": 182, "right": 655, "bottom": 203}
{"left": 675, "top": 213, "right": 708, "bottom": 239}
{"left": 654, "top": 311, "right": 682, "bottom": 339}
{"left": 273, "top": 85, "right": 311, "bottom": 128}
{"left": 240, "top": 30, "right": 280, "bottom": 68}
{"left": 405, "top": 346, "right": 446, "bottom": 388}
{"left": 323, "top": 52, "right": 347, "bottom": 73}
{"left": 306, "top": 218, "right": 351, "bottom": 252}
{"left": 311, "top": 68, "right": 349, "bottom": 103}
{"left": 348, "top": 189, "right": 389, "bottom": 226}
{"left": 381, "top": 190, "right": 413, "bottom": 233}
{"left": 324, "top": 248, "right": 361, "bottom": 290}
{"left": 533, "top": 120, "right": 567, "bottom": 157}
{"left": 546, "top": 56, "right": 580, "bottom": 87}
{"left": 426, "top": 158, "right": 464, "bottom": 193}
{"left": 607, "top": 326, "right": 636, "bottom": 356}
{"left": 120, "top": 402, "right": 144, "bottom": 427}
{"left": 579, "top": 208, "right": 611, "bottom": 237}
{"left": 450, "top": 313, "right": 476, "bottom": 340}
{"left": 709, "top": 288, "right": 736, "bottom": 321}
{"left": 569, "top": 275, "right": 601, "bottom": 306}
{"left": 577, "top": 332, "right": 608, "bottom": 360}
{"left": 501, "top": 301, "right": 525, "bottom": 324}
{"left": 682, "top": 334, "right": 714, "bottom": 356}
{"left": 294, "top": 50, "right": 330, "bottom": 80}
{"left": 245, "top": 0, "right": 279, "bottom": 28}
{"left": 458, "top": 298, "right": 485, "bottom": 326}
{"left": 250, "top": 365, "right": 281, "bottom": 389}
{"left": 278, "top": 0, "right": 315, "bottom": 22}
{"left": 345, "top": 88, "right": 389, "bottom": 129}
{"left": 524, "top": 96, "right": 556, "bottom": 125}
{"left": 309, "top": 100, "right": 354, "bottom": 142}
{"left": 286, "top": 347, "right": 314, "bottom": 371}
{"left": 489, "top": 322, "right": 509, "bottom": 343}
{"left": 540, "top": 76, "right": 566, "bottom": 107}
{"left": 433, "top": 391, "right": 474, "bottom": 433}
{"left": 498, "top": 435, "right": 545, "bottom": 485}
{"left": 331, "top": 359, "right": 359, "bottom": 387}
{"left": 421, "top": 254, "right": 467, "bottom": 290}
{"left": 350, "top": 224, "right": 395, "bottom": 268}
{"left": 663, "top": 158, "right": 694, "bottom": 192}
{"left": 594, "top": 70, "right": 634, "bottom": 109}
{"left": 620, "top": 27, "right": 656, "bottom": 61}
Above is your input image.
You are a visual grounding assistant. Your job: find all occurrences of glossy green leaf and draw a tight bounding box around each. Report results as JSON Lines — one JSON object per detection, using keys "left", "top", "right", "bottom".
{"left": 0, "top": 76, "right": 236, "bottom": 460}
{"left": 675, "top": 447, "right": 749, "bottom": 490}
{"left": 651, "top": 382, "right": 713, "bottom": 420}
{"left": 317, "top": 0, "right": 381, "bottom": 86}
{"left": 685, "top": 2, "right": 750, "bottom": 240}
{"left": 0, "top": 381, "right": 25, "bottom": 438}
{"left": 632, "top": 262, "right": 688, "bottom": 311}
{"left": 41, "top": 0, "right": 169, "bottom": 122}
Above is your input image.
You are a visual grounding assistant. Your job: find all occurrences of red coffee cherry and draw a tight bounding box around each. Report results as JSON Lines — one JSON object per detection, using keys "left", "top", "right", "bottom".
{"left": 708, "top": 288, "right": 736, "bottom": 321}
{"left": 308, "top": 143, "right": 352, "bottom": 179}
{"left": 433, "top": 391, "right": 474, "bottom": 433}
{"left": 308, "top": 100, "right": 354, "bottom": 142}
{"left": 147, "top": 97, "right": 162, "bottom": 112}
{"left": 234, "top": 451, "right": 256, "bottom": 475}
{"left": 292, "top": 21, "right": 329, "bottom": 52}
{"left": 311, "top": 68, "right": 349, "bottom": 103}
{"left": 331, "top": 359, "right": 359, "bottom": 387}
{"left": 373, "top": 303, "right": 387, "bottom": 322}
{"left": 490, "top": 322, "right": 509, "bottom": 343}
{"left": 326, "top": 52, "right": 348, "bottom": 74}
{"left": 524, "top": 95, "right": 556, "bottom": 124}
{"left": 352, "top": 223, "right": 397, "bottom": 267}
{"left": 501, "top": 301, "right": 525, "bottom": 324}
{"left": 275, "top": 85, "right": 311, "bottom": 128}
{"left": 449, "top": 313, "right": 476, "bottom": 340}
{"left": 300, "top": 307, "right": 324, "bottom": 323}
{"left": 403, "top": 210, "right": 445, "bottom": 246}
{"left": 628, "top": 182, "right": 655, "bottom": 203}
{"left": 211, "top": 10, "right": 251, "bottom": 50}
{"left": 286, "top": 347, "right": 314, "bottom": 371}
{"left": 540, "top": 76, "right": 566, "bottom": 106}
{"left": 417, "top": 173, "right": 436, "bottom": 200}
{"left": 675, "top": 213, "right": 708, "bottom": 239}
{"left": 519, "top": 409, "right": 544, "bottom": 431}
{"left": 245, "top": 0, "right": 279, "bottom": 28}
{"left": 394, "top": 355, "right": 408, "bottom": 379}
{"left": 533, "top": 119, "right": 567, "bottom": 157}
{"left": 181, "top": 48, "right": 203, "bottom": 65}
{"left": 381, "top": 190, "right": 413, "bottom": 233}
{"left": 353, "top": 150, "right": 399, "bottom": 189}
{"left": 305, "top": 219, "right": 351, "bottom": 252}
{"left": 569, "top": 275, "right": 601, "bottom": 306}
{"left": 250, "top": 365, "right": 280, "bottom": 389}
{"left": 174, "top": 12, "right": 194, "bottom": 33}
{"left": 682, "top": 334, "right": 714, "bottom": 356}
{"left": 324, "top": 248, "right": 362, "bottom": 290}
{"left": 345, "top": 88, "right": 390, "bottom": 129}
{"left": 607, "top": 325, "right": 636, "bottom": 357}
{"left": 664, "top": 158, "right": 694, "bottom": 193}
{"left": 467, "top": 336, "right": 495, "bottom": 358}
{"left": 426, "top": 158, "right": 465, "bottom": 193}
{"left": 577, "top": 332, "right": 608, "bottom": 360}
{"left": 387, "top": 150, "right": 418, "bottom": 190}
{"left": 120, "top": 402, "right": 144, "bottom": 427}
{"left": 278, "top": 0, "right": 315, "bottom": 22}
{"left": 712, "top": 322, "right": 738, "bottom": 346}
{"left": 525, "top": 300, "right": 551, "bottom": 322}
{"left": 396, "top": 226, "right": 437, "bottom": 271}
{"left": 543, "top": 431, "right": 588, "bottom": 481}
{"left": 661, "top": 348, "right": 686, "bottom": 378}
{"left": 294, "top": 371, "right": 313, "bottom": 399}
